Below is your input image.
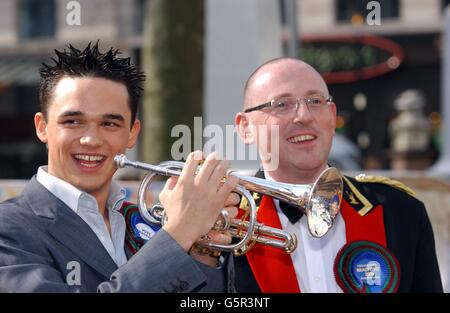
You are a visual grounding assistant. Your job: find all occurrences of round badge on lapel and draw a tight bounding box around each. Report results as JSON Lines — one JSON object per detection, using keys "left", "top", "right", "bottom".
{"left": 334, "top": 241, "right": 400, "bottom": 293}
{"left": 130, "top": 211, "right": 160, "bottom": 242}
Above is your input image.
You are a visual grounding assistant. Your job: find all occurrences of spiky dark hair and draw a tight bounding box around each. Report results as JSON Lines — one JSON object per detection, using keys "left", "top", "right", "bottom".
{"left": 39, "top": 41, "right": 145, "bottom": 124}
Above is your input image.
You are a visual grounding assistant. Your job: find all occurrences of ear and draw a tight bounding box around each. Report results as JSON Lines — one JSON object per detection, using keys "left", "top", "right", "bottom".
{"left": 235, "top": 112, "right": 256, "bottom": 144}
{"left": 34, "top": 112, "right": 48, "bottom": 143}
{"left": 330, "top": 102, "right": 337, "bottom": 135}
{"left": 127, "top": 119, "right": 141, "bottom": 149}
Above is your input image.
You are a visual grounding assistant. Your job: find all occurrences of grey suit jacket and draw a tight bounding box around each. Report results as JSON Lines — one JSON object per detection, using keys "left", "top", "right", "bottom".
{"left": 0, "top": 177, "right": 234, "bottom": 293}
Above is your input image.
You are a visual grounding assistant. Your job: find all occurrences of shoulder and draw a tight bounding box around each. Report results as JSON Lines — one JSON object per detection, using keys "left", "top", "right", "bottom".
{"left": 0, "top": 197, "right": 36, "bottom": 246}
{"left": 0, "top": 195, "right": 31, "bottom": 221}
{"left": 0, "top": 192, "right": 47, "bottom": 237}
{"left": 352, "top": 174, "right": 417, "bottom": 198}
{"left": 343, "top": 174, "right": 425, "bottom": 216}
{"left": 344, "top": 174, "right": 419, "bottom": 200}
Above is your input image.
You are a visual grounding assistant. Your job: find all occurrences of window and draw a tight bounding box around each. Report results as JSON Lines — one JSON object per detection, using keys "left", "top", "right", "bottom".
{"left": 336, "top": 0, "right": 399, "bottom": 24}
{"left": 134, "top": 0, "right": 148, "bottom": 34}
{"left": 18, "top": 0, "right": 55, "bottom": 39}
{"left": 443, "top": 0, "right": 450, "bottom": 10}
{"left": 279, "top": 0, "right": 287, "bottom": 26}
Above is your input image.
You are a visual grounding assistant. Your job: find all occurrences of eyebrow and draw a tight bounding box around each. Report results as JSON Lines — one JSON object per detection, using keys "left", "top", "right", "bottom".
{"left": 58, "top": 111, "right": 83, "bottom": 118}
{"left": 271, "top": 92, "right": 294, "bottom": 99}
{"left": 270, "top": 90, "right": 325, "bottom": 99}
{"left": 58, "top": 111, "right": 125, "bottom": 121}
{"left": 305, "top": 90, "right": 326, "bottom": 96}
{"left": 102, "top": 113, "right": 125, "bottom": 121}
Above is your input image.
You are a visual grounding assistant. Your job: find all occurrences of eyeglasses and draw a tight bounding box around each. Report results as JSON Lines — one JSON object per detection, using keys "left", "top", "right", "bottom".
{"left": 244, "top": 94, "right": 333, "bottom": 116}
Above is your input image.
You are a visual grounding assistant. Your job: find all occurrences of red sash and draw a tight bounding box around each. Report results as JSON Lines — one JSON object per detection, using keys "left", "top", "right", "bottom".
{"left": 245, "top": 196, "right": 387, "bottom": 293}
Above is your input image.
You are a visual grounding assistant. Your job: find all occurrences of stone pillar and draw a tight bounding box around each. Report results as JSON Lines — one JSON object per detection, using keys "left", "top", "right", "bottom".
{"left": 429, "top": 6, "right": 450, "bottom": 178}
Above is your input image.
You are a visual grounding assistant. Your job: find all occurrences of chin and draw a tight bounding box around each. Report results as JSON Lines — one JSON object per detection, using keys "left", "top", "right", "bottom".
{"left": 291, "top": 159, "right": 326, "bottom": 172}
{"left": 81, "top": 185, "right": 105, "bottom": 194}
{"left": 70, "top": 178, "right": 104, "bottom": 193}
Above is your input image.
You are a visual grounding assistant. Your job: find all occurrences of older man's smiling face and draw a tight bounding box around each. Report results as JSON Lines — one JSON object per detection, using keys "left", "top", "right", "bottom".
{"left": 242, "top": 60, "right": 336, "bottom": 183}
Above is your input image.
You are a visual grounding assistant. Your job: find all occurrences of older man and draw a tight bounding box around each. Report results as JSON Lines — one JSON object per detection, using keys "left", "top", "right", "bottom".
{"left": 234, "top": 58, "right": 443, "bottom": 293}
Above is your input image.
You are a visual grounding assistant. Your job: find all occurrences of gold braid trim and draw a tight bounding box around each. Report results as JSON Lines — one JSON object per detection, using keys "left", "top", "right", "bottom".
{"left": 239, "top": 192, "right": 260, "bottom": 212}
{"left": 355, "top": 174, "right": 417, "bottom": 198}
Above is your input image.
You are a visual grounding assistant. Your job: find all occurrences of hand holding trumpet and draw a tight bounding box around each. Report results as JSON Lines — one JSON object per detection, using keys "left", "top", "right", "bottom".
{"left": 159, "top": 151, "right": 239, "bottom": 266}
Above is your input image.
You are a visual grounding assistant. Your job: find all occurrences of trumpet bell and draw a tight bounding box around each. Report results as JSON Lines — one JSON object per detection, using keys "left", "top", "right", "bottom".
{"left": 233, "top": 167, "right": 343, "bottom": 238}
{"left": 306, "top": 167, "right": 343, "bottom": 237}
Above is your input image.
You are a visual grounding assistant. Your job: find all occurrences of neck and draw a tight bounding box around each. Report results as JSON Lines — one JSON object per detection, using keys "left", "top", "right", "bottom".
{"left": 264, "top": 163, "right": 328, "bottom": 185}
{"left": 89, "top": 186, "right": 110, "bottom": 217}
{"left": 90, "top": 186, "right": 112, "bottom": 235}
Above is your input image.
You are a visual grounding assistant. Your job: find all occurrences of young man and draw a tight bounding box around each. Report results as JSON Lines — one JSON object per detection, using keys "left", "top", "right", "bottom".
{"left": 234, "top": 57, "right": 443, "bottom": 293}
{"left": 0, "top": 43, "right": 238, "bottom": 292}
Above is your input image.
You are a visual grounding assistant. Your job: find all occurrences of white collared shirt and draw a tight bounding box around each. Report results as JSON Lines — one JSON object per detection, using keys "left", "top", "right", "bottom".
{"left": 265, "top": 171, "right": 347, "bottom": 293}
{"left": 37, "top": 166, "right": 128, "bottom": 267}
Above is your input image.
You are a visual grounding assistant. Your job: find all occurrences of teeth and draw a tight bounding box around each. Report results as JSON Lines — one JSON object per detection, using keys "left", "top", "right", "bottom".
{"left": 288, "top": 135, "right": 315, "bottom": 143}
{"left": 74, "top": 154, "right": 105, "bottom": 162}
{"left": 79, "top": 162, "right": 98, "bottom": 168}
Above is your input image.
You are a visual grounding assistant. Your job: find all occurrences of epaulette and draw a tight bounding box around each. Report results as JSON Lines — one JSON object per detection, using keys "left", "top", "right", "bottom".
{"left": 239, "top": 192, "right": 261, "bottom": 212}
{"left": 354, "top": 174, "right": 417, "bottom": 198}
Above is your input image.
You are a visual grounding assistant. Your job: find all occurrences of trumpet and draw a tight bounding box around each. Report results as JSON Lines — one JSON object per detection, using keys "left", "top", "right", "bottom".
{"left": 114, "top": 154, "right": 343, "bottom": 255}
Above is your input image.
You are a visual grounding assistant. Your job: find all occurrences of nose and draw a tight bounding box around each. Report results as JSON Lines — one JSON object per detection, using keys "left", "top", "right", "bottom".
{"left": 292, "top": 100, "right": 314, "bottom": 124}
{"left": 79, "top": 125, "right": 103, "bottom": 147}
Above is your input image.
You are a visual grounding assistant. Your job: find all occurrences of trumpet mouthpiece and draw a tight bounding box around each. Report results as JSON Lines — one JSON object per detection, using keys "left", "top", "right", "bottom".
{"left": 114, "top": 154, "right": 127, "bottom": 168}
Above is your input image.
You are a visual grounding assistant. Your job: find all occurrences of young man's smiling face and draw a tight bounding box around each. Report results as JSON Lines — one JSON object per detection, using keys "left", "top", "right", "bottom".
{"left": 35, "top": 76, "right": 140, "bottom": 196}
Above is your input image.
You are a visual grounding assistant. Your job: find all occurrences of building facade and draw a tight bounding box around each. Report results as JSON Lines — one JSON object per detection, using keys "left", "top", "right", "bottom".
{"left": 0, "top": 0, "right": 145, "bottom": 178}
{"left": 295, "top": 0, "right": 447, "bottom": 169}
{"left": 0, "top": 0, "right": 448, "bottom": 178}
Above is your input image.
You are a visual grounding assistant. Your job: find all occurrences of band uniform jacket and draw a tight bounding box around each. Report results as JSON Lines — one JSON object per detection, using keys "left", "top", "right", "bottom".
{"left": 0, "top": 176, "right": 234, "bottom": 293}
{"left": 234, "top": 172, "right": 443, "bottom": 293}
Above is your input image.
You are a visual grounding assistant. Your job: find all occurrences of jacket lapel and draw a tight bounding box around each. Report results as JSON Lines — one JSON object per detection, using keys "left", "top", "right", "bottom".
{"left": 124, "top": 245, "right": 134, "bottom": 260}
{"left": 23, "top": 177, "right": 118, "bottom": 278}
{"left": 341, "top": 176, "right": 387, "bottom": 246}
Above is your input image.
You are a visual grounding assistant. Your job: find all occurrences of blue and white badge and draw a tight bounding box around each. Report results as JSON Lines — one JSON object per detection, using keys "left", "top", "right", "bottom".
{"left": 130, "top": 211, "right": 160, "bottom": 242}
{"left": 334, "top": 241, "right": 400, "bottom": 293}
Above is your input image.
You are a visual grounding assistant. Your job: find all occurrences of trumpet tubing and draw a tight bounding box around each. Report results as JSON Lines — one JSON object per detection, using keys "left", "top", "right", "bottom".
{"left": 228, "top": 219, "right": 297, "bottom": 254}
